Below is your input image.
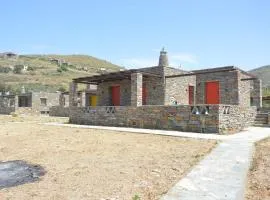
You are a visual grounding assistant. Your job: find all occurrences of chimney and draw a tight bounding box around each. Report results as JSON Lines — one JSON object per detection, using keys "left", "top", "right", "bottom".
{"left": 158, "top": 47, "right": 169, "bottom": 67}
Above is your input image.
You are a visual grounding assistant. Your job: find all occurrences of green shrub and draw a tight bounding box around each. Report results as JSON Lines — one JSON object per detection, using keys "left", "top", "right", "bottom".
{"left": 0, "top": 66, "right": 11, "bottom": 73}
{"left": 11, "top": 112, "right": 18, "bottom": 117}
{"left": 13, "top": 65, "right": 24, "bottom": 74}
{"left": 27, "top": 66, "right": 35, "bottom": 71}
{"left": 132, "top": 195, "right": 141, "bottom": 200}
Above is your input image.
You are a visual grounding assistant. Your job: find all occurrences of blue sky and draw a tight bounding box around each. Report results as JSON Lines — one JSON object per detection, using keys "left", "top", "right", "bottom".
{"left": 0, "top": 0, "right": 269, "bottom": 70}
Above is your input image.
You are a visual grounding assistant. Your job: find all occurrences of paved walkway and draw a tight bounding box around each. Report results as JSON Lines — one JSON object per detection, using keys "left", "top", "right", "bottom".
{"left": 44, "top": 123, "right": 270, "bottom": 200}
{"left": 44, "top": 122, "right": 229, "bottom": 140}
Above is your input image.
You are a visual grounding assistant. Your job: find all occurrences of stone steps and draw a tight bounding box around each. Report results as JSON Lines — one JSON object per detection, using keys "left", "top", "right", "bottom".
{"left": 254, "top": 113, "right": 269, "bottom": 127}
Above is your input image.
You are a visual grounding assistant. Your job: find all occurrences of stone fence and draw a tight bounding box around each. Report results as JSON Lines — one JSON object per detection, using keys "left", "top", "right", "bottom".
{"left": 69, "top": 105, "right": 257, "bottom": 134}
{"left": 49, "top": 106, "right": 70, "bottom": 117}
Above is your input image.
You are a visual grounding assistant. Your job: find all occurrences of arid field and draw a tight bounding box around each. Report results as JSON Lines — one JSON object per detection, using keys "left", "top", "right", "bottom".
{"left": 246, "top": 137, "right": 270, "bottom": 200}
{"left": 0, "top": 115, "right": 216, "bottom": 200}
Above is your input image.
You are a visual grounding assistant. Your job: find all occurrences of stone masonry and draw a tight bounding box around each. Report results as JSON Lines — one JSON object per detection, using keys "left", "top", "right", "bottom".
{"left": 131, "top": 73, "right": 143, "bottom": 106}
{"left": 69, "top": 104, "right": 256, "bottom": 134}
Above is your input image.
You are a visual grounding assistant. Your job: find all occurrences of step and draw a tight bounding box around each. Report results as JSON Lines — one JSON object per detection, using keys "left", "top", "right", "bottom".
{"left": 253, "top": 124, "right": 270, "bottom": 127}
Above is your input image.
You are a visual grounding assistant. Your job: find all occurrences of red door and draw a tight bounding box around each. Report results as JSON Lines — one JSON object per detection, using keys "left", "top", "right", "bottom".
{"left": 205, "top": 81, "right": 219, "bottom": 104}
{"left": 189, "top": 86, "right": 194, "bottom": 105}
{"left": 142, "top": 83, "right": 147, "bottom": 105}
{"left": 111, "top": 86, "right": 120, "bottom": 106}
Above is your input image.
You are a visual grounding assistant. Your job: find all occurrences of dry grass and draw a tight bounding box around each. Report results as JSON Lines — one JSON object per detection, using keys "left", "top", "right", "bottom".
{"left": 246, "top": 137, "right": 270, "bottom": 200}
{"left": 0, "top": 115, "right": 216, "bottom": 200}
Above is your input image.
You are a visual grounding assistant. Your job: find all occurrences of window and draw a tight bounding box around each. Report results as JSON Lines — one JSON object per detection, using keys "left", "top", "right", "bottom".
{"left": 40, "top": 98, "right": 47, "bottom": 106}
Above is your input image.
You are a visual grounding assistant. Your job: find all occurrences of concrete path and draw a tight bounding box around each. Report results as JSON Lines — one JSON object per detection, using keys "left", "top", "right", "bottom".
{"left": 44, "top": 122, "right": 229, "bottom": 140}
{"left": 44, "top": 123, "right": 270, "bottom": 200}
{"left": 161, "top": 127, "right": 270, "bottom": 200}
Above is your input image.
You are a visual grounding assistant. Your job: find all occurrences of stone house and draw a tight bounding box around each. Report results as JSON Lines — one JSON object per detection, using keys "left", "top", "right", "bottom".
{"left": 58, "top": 49, "right": 262, "bottom": 134}
{"left": 0, "top": 92, "right": 60, "bottom": 115}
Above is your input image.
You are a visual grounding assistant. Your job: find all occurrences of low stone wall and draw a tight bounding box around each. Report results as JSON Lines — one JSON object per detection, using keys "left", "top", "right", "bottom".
{"left": 0, "top": 107, "right": 15, "bottom": 115}
{"left": 219, "top": 105, "right": 257, "bottom": 134}
{"left": 69, "top": 105, "right": 220, "bottom": 133}
{"left": 49, "top": 106, "right": 70, "bottom": 117}
{"left": 69, "top": 105, "right": 258, "bottom": 134}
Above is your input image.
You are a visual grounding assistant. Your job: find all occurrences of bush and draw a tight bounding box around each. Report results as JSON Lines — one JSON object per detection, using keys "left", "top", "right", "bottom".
{"left": 11, "top": 112, "right": 18, "bottom": 117}
{"left": 60, "top": 65, "right": 68, "bottom": 72}
{"left": 27, "top": 66, "right": 35, "bottom": 71}
{"left": 0, "top": 66, "right": 11, "bottom": 73}
{"left": 13, "top": 65, "right": 24, "bottom": 74}
{"left": 58, "top": 86, "right": 66, "bottom": 92}
{"left": 57, "top": 65, "right": 68, "bottom": 73}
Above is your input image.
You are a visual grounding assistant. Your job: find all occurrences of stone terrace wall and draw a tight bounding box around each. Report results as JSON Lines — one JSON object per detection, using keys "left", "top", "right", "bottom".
{"left": 49, "top": 106, "right": 70, "bottom": 117}
{"left": 69, "top": 105, "right": 257, "bottom": 134}
{"left": 69, "top": 105, "right": 220, "bottom": 133}
{"left": 219, "top": 105, "right": 257, "bottom": 134}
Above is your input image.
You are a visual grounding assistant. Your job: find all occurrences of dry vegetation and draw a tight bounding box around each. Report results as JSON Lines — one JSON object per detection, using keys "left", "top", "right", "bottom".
{"left": 0, "top": 55, "right": 123, "bottom": 92}
{"left": 0, "top": 115, "right": 216, "bottom": 200}
{"left": 246, "top": 137, "right": 270, "bottom": 200}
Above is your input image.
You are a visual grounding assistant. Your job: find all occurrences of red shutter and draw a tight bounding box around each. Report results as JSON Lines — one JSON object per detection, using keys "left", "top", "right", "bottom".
{"left": 111, "top": 86, "right": 120, "bottom": 106}
{"left": 205, "top": 81, "right": 219, "bottom": 104}
{"left": 189, "top": 86, "right": 194, "bottom": 105}
{"left": 142, "top": 83, "right": 147, "bottom": 105}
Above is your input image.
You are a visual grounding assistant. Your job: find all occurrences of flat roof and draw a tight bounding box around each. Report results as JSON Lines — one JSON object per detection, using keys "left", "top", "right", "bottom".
{"left": 166, "top": 66, "right": 258, "bottom": 79}
{"left": 73, "top": 69, "right": 162, "bottom": 84}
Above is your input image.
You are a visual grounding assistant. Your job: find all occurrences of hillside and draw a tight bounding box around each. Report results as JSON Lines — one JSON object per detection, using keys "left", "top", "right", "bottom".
{"left": 0, "top": 53, "right": 123, "bottom": 93}
{"left": 249, "top": 65, "right": 270, "bottom": 96}
{"left": 249, "top": 65, "right": 270, "bottom": 87}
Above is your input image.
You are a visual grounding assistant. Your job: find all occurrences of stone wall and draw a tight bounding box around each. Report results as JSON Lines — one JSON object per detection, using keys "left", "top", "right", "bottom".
{"left": 251, "top": 79, "right": 262, "bottom": 107}
{"left": 196, "top": 70, "right": 239, "bottom": 105}
{"left": 69, "top": 105, "right": 221, "bottom": 133}
{"left": 69, "top": 104, "right": 256, "bottom": 134}
{"left": 165, "top": 75, "right": 196, "bottom": 105}
{"left": 219, "top": 105, "right": 257, "bottom": 134}
{"left": 31, "top": 92, "right": 60, "bottom": 114}
{"left": 49, "top": 106, "right": 70, "bottom": 117}
{"left": 97, "top": 79, "right": 131, "bottom": 106}
{"left": 0, "top": 95, "right": 15, "bottom": 114}
{"left": 163, "top": 67, "right": 184, "bottom": 76}
{"left": 96, "top": 74, "right": 165, "bottom": 106}
{"left": 143, "top": 76, "right": 164, "bottom": 105}
{"left": 0, "top": 106, "right": 15, "bottom": 114}
{"left": 238, "top": 72, "right": 251, "bottom": 107}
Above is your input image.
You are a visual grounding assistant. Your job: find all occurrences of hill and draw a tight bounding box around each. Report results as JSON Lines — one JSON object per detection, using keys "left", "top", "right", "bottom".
{"left": 249, "top": 65, "right": 270, "bottom": 87}
{"left": 0, "top": 53, "right": 123, "bottom": 93}
{"left": 249, "top": 65, "right": 270, "bottom": 97}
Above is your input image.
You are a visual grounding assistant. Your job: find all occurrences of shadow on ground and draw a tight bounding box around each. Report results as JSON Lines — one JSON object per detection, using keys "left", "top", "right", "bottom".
{"left": 0, "top": 160, "right": 45, "bottom": 189}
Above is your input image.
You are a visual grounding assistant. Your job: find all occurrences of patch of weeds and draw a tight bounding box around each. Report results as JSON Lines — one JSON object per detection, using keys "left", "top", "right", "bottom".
{"left": 11, "top": 112, "right": 18, "bottom": 117}
{"left": 132, "top": 194, "right": 141, "bottom": 200}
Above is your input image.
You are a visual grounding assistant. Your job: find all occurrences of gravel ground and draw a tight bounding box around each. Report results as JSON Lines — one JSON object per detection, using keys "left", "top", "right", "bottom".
{"left": 246, "top": 137, "right": 270, "bottom": 200}
{"left": 0, "top": 115, "right": 216, "bottom": 200}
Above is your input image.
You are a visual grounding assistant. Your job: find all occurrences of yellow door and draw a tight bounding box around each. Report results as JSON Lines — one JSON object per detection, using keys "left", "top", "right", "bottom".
{"left": 90, "top": 95, "right": 97, "bottom": 106}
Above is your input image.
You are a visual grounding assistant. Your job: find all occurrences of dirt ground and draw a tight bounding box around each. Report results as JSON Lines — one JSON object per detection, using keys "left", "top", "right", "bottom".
{"left": 246, "top": 137, "right": 270, "bottom": 200}
{"left": 0, "top": 115, "right": 216, "bottom": 200}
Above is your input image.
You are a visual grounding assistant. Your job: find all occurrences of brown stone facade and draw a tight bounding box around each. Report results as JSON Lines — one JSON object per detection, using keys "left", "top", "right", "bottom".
{"left": 165, "top": 75, "right": 196, "bottom": 105}
{"left": 195, "top": 70, "right": 239, "bottom": 105}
